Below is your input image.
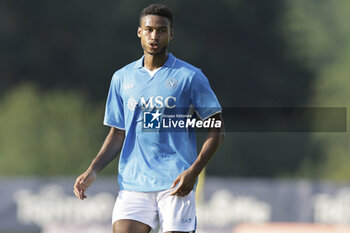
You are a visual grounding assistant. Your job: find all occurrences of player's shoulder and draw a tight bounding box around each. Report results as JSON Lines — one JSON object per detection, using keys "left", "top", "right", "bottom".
{"left": 173, "top": 56, "right": 210, "bottom": 85}
{"left": 173, "top": 56, "right": 202, "bottom": 75}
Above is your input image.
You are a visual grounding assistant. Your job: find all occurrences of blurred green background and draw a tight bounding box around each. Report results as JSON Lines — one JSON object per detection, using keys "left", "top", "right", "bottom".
{"left": 0, "top": 0, "right": 349, "bottom": 179}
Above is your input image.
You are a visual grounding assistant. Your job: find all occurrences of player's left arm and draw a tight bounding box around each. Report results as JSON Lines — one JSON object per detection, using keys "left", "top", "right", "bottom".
{"left": 170, "top": 113, "right": 225, "bottom": 196}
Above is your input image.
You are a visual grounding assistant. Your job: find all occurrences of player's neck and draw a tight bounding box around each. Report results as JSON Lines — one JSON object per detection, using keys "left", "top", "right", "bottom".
{"left": 143, "top": 52, "right": 168, "bottom": 71}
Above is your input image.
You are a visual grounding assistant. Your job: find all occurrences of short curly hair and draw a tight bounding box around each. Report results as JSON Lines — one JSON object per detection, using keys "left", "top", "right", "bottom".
{"left": 139, "top": 3, "right": 173, "bottom": 28}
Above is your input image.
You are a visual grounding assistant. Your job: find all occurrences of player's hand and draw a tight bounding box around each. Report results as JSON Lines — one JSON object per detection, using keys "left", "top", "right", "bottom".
{"left": 170, "top": 169, "right": 198, "bottom": 197}
{"left": 73, "top": 170, "right": 96, "bottom": 200}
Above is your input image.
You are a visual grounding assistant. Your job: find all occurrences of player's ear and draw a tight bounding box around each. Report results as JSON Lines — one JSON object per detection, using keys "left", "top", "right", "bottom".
{"left": 170, "top": 29, "right": 174, "bottom": 40}
{"left": 137, "top": 27, "right": 141, "bottom": 38}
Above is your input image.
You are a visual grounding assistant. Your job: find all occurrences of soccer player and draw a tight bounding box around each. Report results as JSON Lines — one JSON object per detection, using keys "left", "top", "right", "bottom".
{"left": 73, "top": 3, "right": 224, "bottom": 233}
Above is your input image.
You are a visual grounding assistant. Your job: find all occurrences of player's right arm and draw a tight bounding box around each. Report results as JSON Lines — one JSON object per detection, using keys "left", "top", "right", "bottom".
{"left": 73, "top": 127, "right": 125, "bottom": 200}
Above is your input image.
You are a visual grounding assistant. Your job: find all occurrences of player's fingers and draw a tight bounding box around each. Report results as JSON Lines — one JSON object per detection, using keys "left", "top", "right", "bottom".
{"left": 73, "top": 188, "right": 79, "bottom": 198}
{"left": 175, "top": 180, "right": 194, "bottom": 196}
{"left": 170, "top": 185, "right": 181, "bottom": 195}
{"left": 74, "top": 176, "right": 83, "bottom": 191}
{"left": 176, "top": 190, "right": 188, "bottom": 197}
{"left": 75, "top": 175, "right": 84, "bottom": 184}
{"left": 170, "top": 189, "right": 180, "bottom": 196}
{"left": 80, "top": 190, "right": 86, "bottom": 199}
{"left": 176, "top": 186, "right": 190, "bottom": 197}
{"left": 74, "top": 182, "right": 87, "bottom": 200}
{"left": 74, "top": 188, "right": 83, "bottom": 199}
{"left": 181, "top": 189, "right": 191, "bottom": 196}
{"left": 171, "top": 176, "right": 181, "bottom": 189}
{"left": 73, "top": 183, "right": 80, "bottom": 197}
{"left": 170, "top": 178, "right": 184, "bottom": 195}
{"left": 76, "top": 188, "right": 82, "bottom": 199}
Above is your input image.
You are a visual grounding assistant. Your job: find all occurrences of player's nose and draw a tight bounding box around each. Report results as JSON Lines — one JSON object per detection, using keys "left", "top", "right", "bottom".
{"left": 150, "top": 30, "right": 159, "bottom": 40}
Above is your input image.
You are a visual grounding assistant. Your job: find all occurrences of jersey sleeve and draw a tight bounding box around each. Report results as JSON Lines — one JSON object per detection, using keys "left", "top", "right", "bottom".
{"left": 190, "top": 70, "right": 222, "bottom": 120}
{"left": 103, "top": 73, "right": 125, "bottom": 129}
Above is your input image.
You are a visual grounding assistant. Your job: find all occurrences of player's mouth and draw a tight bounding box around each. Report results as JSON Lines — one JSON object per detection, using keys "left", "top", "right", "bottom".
{"left": 149, "top": 42, "right": 160, "bottom": 50}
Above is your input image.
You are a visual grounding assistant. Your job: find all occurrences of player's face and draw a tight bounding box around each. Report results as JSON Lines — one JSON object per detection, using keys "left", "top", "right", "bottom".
{"left": 138, "top": 15, "right": 173, "bottom": 56}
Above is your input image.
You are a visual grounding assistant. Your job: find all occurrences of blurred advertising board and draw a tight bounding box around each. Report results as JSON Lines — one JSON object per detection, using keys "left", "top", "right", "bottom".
{"left": 0, "top": 177, "right": 350, "bottom": 233}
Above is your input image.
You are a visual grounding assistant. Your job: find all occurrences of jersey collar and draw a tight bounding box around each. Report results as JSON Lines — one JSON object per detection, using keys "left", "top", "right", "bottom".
{"left": 134, "top": 53, "right": 177, "bottom": 69}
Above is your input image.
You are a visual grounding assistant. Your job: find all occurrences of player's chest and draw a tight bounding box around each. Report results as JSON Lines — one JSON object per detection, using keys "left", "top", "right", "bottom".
{"left": 120, "top": 70, "right": 189, "bottom": 106}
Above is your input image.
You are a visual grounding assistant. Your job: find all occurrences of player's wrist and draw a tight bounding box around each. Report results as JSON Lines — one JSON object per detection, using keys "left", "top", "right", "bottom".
{"left": 86, "top": 167, "right": 98, "bottom": 176}
{"left": 189, "top": 163, "right": 203, "bottom": 177}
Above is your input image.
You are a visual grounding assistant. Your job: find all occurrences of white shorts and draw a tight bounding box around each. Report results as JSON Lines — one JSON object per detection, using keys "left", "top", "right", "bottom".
{"left": 112, "top": 189, "right": 196, "bottom": 233}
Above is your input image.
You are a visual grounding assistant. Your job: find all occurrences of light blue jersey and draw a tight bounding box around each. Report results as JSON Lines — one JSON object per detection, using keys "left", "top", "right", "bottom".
{"left": 104, "top": 53, "right": 221, "bottom": 191}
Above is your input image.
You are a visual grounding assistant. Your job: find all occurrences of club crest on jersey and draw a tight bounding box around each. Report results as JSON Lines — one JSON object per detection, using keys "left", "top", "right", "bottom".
{"left": 166, "top": 78, "right": 178, "bottom": 89}
{"left": 127, "top": 96, "right": 176, "bottom": 111}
